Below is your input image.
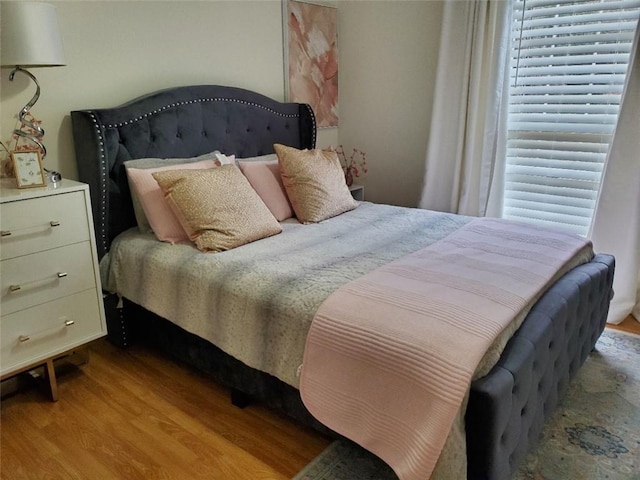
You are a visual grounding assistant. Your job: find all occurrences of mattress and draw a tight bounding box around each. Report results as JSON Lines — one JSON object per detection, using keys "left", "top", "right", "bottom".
{"left": 100, "top": 202, "right": 472, "bottom": 387}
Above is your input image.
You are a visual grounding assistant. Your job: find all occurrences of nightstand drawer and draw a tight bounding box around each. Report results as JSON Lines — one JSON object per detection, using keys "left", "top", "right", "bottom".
{"left": 1, "top": 289, "right": 103, "bottom": 376}
{"left": 1, "top": 242, "right": 96, "bottom": 316}
{"left": 0, "top": 191, "right": 89, "bottom": 260}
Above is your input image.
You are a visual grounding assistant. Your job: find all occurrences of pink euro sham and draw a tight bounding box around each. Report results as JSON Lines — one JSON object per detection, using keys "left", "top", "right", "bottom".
{"left": 126, "top": 159, "right": 217, "bottom": 243}
{"left": 237, "top": 158, "right": 294, "bottom": 221}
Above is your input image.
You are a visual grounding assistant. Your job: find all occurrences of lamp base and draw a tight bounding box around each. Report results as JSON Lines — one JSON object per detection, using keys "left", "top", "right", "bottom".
{"left": 9, "top": 66, "right": 47, "bottom": 159}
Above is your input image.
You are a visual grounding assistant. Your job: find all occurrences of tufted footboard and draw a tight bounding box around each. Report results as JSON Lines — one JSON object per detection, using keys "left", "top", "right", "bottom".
{"left": 465, "top": 253, "right": 615, "bottom": 480}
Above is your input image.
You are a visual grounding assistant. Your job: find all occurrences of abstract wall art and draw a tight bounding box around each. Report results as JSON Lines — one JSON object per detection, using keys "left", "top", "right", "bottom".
{"left": 286, "top": 0, "right": 338, "bottom": 128}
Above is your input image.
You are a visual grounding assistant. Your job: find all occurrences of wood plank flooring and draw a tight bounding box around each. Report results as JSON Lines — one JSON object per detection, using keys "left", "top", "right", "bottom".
{"left": 0, "top": 339, "right": 331, "bottom": 480}
{"left": 607, "top": 314, "right": 640, "bottom": 335}
{"left": 2, "top": 315, "right": 637, "bottom": 479}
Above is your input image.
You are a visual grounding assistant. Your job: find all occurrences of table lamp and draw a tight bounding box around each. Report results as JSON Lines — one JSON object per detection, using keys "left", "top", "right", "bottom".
{"left": 1, "top": 1, "right": 66, "bottom": 165}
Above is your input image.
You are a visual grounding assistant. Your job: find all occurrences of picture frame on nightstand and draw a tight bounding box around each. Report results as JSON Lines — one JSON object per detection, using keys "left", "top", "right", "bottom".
{"left": 10, "top": 150, "right": 46, "bottom": 189}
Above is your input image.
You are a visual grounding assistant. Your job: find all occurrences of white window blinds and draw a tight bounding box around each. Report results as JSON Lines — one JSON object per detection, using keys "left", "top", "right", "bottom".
{"left": 503, "top": 0, "right": 640, "bottom": 235}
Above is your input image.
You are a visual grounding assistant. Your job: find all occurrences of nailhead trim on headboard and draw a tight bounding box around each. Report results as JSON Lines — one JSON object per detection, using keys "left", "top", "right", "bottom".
{"left": 104, "top": 97, "right": 300, "bottom": 129}
{"left": 304, "top": 103, "right": 317, "bottom": 148}
{"left": 73, "top": 86, "right": 316, "bottom": 259}
{"left": 88, "top": 98, "right": 305, "bottom": 249}
{"left": 88, "top": 111, "right": 109, "bottom": 254}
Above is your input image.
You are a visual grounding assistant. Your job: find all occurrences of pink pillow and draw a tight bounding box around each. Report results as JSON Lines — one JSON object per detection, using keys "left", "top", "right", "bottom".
{"left": 238, "top": 159, "right": 293, "bottom": 221}
{"left": 126, "top": 159, "right": 217, "bottom": 243}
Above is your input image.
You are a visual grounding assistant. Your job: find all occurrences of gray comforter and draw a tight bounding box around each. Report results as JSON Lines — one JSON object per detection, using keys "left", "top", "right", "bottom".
{"left": 100, "top": 202, "right": 471, "bottom": 387}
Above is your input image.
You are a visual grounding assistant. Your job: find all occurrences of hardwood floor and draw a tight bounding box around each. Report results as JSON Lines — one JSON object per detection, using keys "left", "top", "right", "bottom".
{"left": 3, "top": 315, "right": 637, "bottom": 479}
{"left": 0, "top": 339, "right": 331, "bottom": 480}
{"left": 606, "top": 314, "right": 640, "bottom": 335}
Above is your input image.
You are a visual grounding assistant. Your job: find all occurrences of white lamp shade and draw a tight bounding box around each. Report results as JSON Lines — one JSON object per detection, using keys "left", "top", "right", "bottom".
{"left": 1, "top": 2, "right": 66, "bottom": 67}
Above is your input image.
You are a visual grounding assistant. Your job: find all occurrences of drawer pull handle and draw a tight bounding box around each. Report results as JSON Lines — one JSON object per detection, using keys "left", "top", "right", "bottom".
{"left": 7, "top": 272, "right": 68, "bottom": 293}
{"left": 0, "top": 221, "right": 61, "bottom": 237}
{"left": 16, "top": 319, "right": 74, "bottom": 345}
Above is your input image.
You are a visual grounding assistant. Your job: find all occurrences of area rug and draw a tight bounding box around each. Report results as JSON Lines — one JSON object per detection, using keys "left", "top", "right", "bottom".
{"left": 293, "top": 328, "right": 640, "bottom": 480}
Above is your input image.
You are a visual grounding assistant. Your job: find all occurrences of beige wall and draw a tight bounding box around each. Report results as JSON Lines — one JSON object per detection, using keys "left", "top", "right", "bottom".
{"left": 0, "top": 0, "right": 442, "bottom": 207}
{"left": 338, "top": 1, "right": 443, "bottom": 206}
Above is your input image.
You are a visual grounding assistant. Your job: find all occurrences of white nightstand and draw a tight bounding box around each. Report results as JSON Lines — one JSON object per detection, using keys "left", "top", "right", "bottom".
{"left": 349, "top": 184, "right": 364, "bottom": 201}
{"left": 0, "top": 178, "right": 106, "bottom": 400}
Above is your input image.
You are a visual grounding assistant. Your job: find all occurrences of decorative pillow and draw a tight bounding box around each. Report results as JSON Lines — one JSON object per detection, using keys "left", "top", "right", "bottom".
{"left": 124, "top": 151, "right": 218, "bottom": 170}
{"left": 214, "top": 152, "right": 236, "bottom": 166}
{"left": 125, "top": 159, "right": 217, "bottom": 243}
{"left": 238, "top": 157, "right": 293, "bottom": 221}
{"left": 124, "top": 151, "right": 219, "bottom": 233}
{"left": 274, "top": 143, "right": 358, "bottom": 223}
{"left": 152, "top": 165, "right": 282, "bottom": 252}
{"left": 237, "top": 153, "right": 278, "bottom": 163}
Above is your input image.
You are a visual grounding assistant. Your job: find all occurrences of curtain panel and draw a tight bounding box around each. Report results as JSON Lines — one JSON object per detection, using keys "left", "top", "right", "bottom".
{"left": 419, "top": 0, "right": 511, "bottom": 217}
{"left": 589, "top": 26, "right": 640, "bottom": 324}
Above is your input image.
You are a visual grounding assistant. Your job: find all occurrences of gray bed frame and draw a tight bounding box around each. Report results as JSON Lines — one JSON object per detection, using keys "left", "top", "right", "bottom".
{"left": 71, "top": 84, "right": 615, "bottom": 480}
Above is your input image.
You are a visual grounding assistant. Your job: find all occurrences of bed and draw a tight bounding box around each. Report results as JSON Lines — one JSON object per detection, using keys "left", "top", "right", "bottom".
{"left": 71, "top": 84, "right": 615, "bottom": 480}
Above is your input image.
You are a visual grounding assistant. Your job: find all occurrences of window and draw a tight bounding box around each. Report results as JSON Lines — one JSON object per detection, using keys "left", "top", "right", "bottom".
{"left": 503, "top": 0, "right": 640, "bottom": 236}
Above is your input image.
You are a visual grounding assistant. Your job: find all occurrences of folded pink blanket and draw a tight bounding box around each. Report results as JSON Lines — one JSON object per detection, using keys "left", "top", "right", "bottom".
{"left": 300, "top": 218, "right": 592, "bottom": 480}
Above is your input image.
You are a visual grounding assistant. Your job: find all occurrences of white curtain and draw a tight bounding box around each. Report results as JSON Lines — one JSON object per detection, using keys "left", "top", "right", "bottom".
{"left": 419, "top": 0, "right": 511, "bottom": 217}
{"left": 589, "top": 25, "right": 640, "bottom": 325}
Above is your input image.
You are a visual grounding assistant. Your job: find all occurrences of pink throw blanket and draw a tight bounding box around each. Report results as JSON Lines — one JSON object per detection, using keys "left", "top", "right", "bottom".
{"left": 300, "top": 218, "right": 592, "bottom": 480}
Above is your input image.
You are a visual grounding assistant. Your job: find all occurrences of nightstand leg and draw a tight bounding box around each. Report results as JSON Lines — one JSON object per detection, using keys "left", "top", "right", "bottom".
{"left": 45, "top": 359, "right": 59, "bottom": 402}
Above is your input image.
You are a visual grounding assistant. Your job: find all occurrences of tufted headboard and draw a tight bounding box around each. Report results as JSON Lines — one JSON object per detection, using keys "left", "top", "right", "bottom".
{"left": 71, "top": 85, "right": 316, "bottom": 259}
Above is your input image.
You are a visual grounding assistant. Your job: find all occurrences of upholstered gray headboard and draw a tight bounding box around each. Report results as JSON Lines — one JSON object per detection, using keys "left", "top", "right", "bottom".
{"left": 71, "top": 85, "right": 316, "bottom": 258}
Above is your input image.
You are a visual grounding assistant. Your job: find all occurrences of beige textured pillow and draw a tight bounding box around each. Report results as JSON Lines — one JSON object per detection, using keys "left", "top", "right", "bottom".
{"left": 152, "top": 165, "right": 282, "bottom": 252}
{"left": 274, "top": 144, "right": 358, "bottom": 223}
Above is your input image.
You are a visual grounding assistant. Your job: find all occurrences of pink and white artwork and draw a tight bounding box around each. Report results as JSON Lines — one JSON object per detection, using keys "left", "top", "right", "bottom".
{"left": 287, "top": 0, "right": 338, "bottom": 127}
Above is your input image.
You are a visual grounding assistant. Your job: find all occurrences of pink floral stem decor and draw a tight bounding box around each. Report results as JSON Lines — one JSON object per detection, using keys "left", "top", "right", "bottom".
{"left": 333, "top": 145, "right": 367, "bottom": 187}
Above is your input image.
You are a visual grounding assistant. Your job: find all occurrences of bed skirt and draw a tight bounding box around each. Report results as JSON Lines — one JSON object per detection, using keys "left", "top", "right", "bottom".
{"left": 108, "top": 253, "right": 614, "bottom": 480}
